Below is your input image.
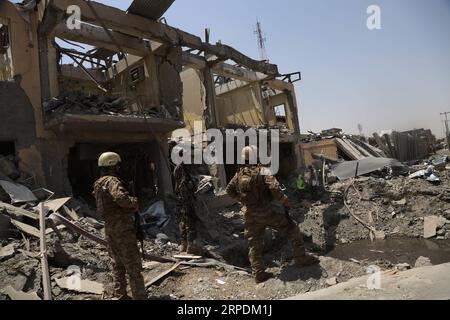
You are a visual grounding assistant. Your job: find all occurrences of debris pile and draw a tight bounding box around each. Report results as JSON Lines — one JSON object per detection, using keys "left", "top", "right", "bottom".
{"left": 301, "top": 128, "right": 438, "bottom": 166}
{"left": 0, "top": 155, "right": 39, "bottom": 196}
{"left": 43, "top": 91, "right": 174, "bottom": 119}
{"left": 44, "top": 92, "right": 129, "bottom": 115}
{"left": 287, "top": 171, "right": 450, "bottom": 248}
{"left": 1, "top": 147, "right": 450, "bottom": 301}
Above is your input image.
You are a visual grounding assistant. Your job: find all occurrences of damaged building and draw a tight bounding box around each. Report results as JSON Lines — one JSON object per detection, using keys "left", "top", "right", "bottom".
{"left": 0, "top": 0, "right": 287, "bottom": 201}
{"left": 178, "top": 62, "right": 303, "bottom": 184}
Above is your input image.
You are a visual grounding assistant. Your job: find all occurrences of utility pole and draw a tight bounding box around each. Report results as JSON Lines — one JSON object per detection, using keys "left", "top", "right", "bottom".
{"left": 440, "top": 112, "right": 450, "bottom": 150}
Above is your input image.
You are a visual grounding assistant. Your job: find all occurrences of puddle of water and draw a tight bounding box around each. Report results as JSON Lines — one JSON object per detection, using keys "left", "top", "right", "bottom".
{"left": 327, "top": 238, "right": 450, "bottom": 266}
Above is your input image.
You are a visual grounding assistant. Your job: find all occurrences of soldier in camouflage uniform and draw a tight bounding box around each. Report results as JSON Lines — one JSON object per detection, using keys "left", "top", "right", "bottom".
{"left": 93, "top": 152, "right": 147, "bottom": 300}
{"left": 173, "top": 163, "right": 202, "bottom": 254}
{"left": 226, "top": 146, "right": 319, "bottom": 283}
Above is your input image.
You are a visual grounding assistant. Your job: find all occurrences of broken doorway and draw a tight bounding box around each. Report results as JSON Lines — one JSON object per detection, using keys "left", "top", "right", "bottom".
{"left": 0, "top": 141, "right": 15, "bottom": 157}
{"left": 279, "top": 142, "right": 296, "bottom": 178}
{"left": 68, "top": 142, "right": 160, "bottom": 207}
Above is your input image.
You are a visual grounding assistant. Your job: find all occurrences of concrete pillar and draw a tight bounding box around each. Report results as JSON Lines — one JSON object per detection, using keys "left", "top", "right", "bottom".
{"left": 285, "top": 88, "right": 305, "bottom": 169}
{"left": 156, "top": 135, "right": 174, "bottom": 197}
{"left": 202, "top": 65, "right": 227, "bottom": 190}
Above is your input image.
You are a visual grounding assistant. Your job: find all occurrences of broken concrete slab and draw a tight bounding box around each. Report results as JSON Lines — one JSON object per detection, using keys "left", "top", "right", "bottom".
{"left": 331, "top": 158, "right": 409, "bottom": 180}
{"left": 424, "top": 216, "right": 439, "bottom": 239}
{"left": 288, "top": 263, "right": 450, "bottom": 300}
{"left": 326, "top": 277, "right": 338, "bottom": 286}
{"left": 0, "top": 243, "right": 15, "bottom": 261}
{"left": 415, "top": 256, "right": 433, "bottom": 268}
{"left": 1, "top": 286, "right": 41, "bottom": 300}
{"left": 55, "top": 277, "right": 104, "bottom": 295}
{"left": 374, "top": 230, "right": 386, "bottom": 240}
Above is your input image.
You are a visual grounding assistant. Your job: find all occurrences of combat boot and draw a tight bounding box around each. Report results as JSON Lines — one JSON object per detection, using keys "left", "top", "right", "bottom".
{"left": 254, "top": 271, "right": 273, "bottom": 284}
{"left": 295, "top": 253, "right": 320, "bottom": 267}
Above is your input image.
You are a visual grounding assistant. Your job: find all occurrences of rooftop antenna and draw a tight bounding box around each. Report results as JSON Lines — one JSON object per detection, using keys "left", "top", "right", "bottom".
{"left": 254, "top": 18, "right": 268, "bottom": 61}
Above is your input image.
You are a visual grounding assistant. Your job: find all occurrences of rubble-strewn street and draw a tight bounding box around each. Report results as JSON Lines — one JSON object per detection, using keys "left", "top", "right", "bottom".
{"left": 2, "top": 149, "right": 450, "bottom": 300}
{"left": 1, "top": 0, "right": 450, "bottom": 303}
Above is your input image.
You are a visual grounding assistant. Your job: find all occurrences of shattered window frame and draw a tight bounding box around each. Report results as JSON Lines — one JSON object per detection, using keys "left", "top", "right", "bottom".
{"left": 273, "top": 103, "right": 287, "bottom": 123}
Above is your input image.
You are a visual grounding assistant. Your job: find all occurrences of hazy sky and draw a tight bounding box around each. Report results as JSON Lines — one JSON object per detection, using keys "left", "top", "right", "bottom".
{"left": 60, "top": 0, "right": 450, "bottom": 137}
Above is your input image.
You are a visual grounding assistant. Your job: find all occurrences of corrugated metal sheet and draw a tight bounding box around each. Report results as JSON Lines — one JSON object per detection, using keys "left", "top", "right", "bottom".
{"left": 127, "top": 0, "right": 176, "bottom": 20}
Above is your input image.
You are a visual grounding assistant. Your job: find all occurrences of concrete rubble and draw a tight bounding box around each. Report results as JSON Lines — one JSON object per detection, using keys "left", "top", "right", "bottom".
{"left": 1, "top": 147, "right": 450, "bottom": 300}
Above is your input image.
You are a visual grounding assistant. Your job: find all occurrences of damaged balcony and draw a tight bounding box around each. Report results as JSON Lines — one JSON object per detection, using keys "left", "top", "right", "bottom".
{"left": 42, "top": 39, "right": 184, "bottom": 134}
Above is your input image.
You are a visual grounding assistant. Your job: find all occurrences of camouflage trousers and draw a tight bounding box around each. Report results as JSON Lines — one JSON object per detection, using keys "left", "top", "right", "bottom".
{"left": 244, "top": 207, "right": 305, "bottom": 275}
{"left": 178, "top": 202, "right": 197, "bottom": 245}
{"left": 106, "top": 228, "right": 147, "bottom": 300}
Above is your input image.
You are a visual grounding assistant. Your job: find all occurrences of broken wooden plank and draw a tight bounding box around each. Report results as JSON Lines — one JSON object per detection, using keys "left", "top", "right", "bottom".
{"left": 39, "top": 203, "right": 52, "bottom": 301}
{"left": 145, "top": 262, "right": 182, "bottom": 288}
{"left": 10, "top": 219, "right": 65, "bottom": 238}
{"left": 50, "top": 213, "right": 107, "bottom": 246}
{"left": 173, "top": 255, "right": 202, "bottom": 260}
{"left": 179, "top": 258, "right": 251, "bottom": 273}
{"left": 11, "top": 219, "right": 40, "bottom": 238}
{"left": 144, "top": 253, "right": 175, "bottom": 263}
{"left": 40, "top": 197, "right": 71, "bottom": 214}
{"left": 62, "top": 205, "right": 81, "bottom": 221}
{"left": 55, "top": 278, "right": 104, "bottom": 295}
{"left": 0, "top": 201, "right": 39, "bottom": 220}
{"left": 1, "top": 286, "right": 41, "bottom": 300}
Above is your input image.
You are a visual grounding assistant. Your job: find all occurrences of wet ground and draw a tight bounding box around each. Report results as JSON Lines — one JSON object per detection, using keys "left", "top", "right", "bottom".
{"left": 327, "top": 238, "right": 450, "bottom": 266}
